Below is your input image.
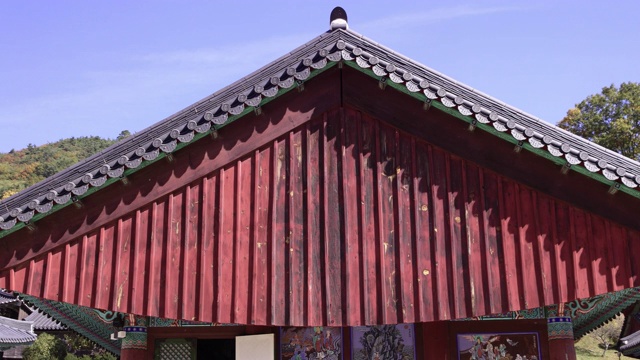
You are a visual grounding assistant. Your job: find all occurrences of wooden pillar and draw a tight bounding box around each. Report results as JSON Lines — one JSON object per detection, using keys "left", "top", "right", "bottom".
{"left": 420, "top": 321, "right": 451, "bottom": 359}
{"left": 547, "top": 317, "right": 576, "bottom": 360}
{"left": 120, "top": 325, "right": 149, "bottom": 359}
{"left": 121, "top": 316, "right": 150, "bottom": 359}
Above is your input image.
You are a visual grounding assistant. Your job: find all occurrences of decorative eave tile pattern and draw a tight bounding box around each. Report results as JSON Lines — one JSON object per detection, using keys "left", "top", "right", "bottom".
{"left": 0, "top": 290, "right": 19, "bottom": 306}
{"left": 0, "top": 316, "right": 36, "bottom": 347}
{"left": 1, "top": 29, "right": 638, "bottom": 233}
{"left": 621, "top": 331, "right": 640, "bottom": 357}
{"left": 569, "top": 287, "right": 640, "bottom": 340}
{"left": 24, "top": 308, "right": 68, "bottom": 331}
{"left": 19, "top": 294, "right": 121, "bottom": 355}
{"left": 620, "top": 303, "right": 640, "bottom": 358}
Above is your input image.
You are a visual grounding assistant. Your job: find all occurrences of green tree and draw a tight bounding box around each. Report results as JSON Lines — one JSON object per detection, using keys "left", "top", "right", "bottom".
{"left": 558, "top": 82, "right": 640, "bottom": 161}
{"left": 22, "top": 333, "right": 67, "bottom": 360}
{"left": 116, "top": 130, "right": 132, "bottom": 141}
{"left": 65, "top": 353, "right": 117, "bottom": 360}
{"left": 589, "top": 314, "right": 624, "bottom": 357}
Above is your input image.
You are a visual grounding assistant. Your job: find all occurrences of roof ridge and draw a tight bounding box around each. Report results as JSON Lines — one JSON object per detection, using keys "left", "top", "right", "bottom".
{"left": 1, "top": 29, "right": 638, "bottom": 234}
{"left": 0, "top": 316, "right": 34, "bottom": 333}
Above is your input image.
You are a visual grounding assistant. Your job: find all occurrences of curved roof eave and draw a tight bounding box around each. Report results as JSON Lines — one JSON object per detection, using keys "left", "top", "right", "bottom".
{"left": 1, "top": 28, "right": 638, "bottom": 235}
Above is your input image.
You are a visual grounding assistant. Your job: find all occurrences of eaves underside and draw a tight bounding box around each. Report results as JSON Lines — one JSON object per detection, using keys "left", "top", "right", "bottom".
{"left": 1, "top": 29, "right": 639, "bottom": 236}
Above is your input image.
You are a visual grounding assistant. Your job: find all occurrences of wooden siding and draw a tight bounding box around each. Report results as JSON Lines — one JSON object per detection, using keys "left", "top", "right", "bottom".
{"left": 1, "top": 106, "right": 639, "bottom": 326}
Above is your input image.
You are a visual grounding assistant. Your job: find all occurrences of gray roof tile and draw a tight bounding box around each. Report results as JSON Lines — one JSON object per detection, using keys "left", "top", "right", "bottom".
{"left": 24, "top": 308, "right": 67, "bottom": 331}
{"left": 0, "top": 290, "right": 18, "bottom": 306}
{"left": 0, "top": 316, "right": 36, "bottom": 346}
{"left": 621, "top": 330, "right": 640, "bottom": 357}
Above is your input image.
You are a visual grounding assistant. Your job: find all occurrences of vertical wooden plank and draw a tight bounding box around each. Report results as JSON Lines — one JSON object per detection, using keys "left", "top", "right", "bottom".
{"left": 164, "top": 191, "right": 184, "bottom": 319}
{"left": 0, "top": 272, "right": 7, "bottom": 292}
{"left": 235, "top": 157, "right": 253, "bottom": 324}
{"left": 342, "top": 109, "right": 362, "bottom": 325}
{"left": 218, "top": 166, "right": 236, "bottom": 323}
{"left": 131, "top": 207, "right": 150, "bottom": 316}
{"left": 375, "top": 121, "right": 399, "bottom": 324}
{"left": 570, "top": 208, "right": 591, "bottom": 299}
{"left": 7, "top": 269, "right": 15, "bottom": 291}
{"left": 62, "top": 241, "right": 80, "bottom": 304}
{"left": 533, "top": 195, "right": 555, "bottom": 305}
{"left": 603, "top": 221, "right": 618, "bottom": 292}
{"left": 446, "top": 154, "right": 466, "bottom": 318}
{"left": 96, "top": 225, "right": 115, "bottom": 310}
{"left": 463, "top": 162, "right": 486, "bottom": 316}
{"left": 479, "top": 170, "right": 504, "bottom": 314}
{"left": 499, "top": 179, "right": 524, "bottom": 311}
{"left": 428, "top": 146, "right": 452, "bottom": 320}
{"left": 583, "top": 214, "right": 598, "bottom": 296}
{"left": 359, "top": 114, "right": 380, "bottom": 324}
{"left": 324, "top": 109, "right": 344, "bottom": 325}
{"left": 305, "top": 120, "right": 323, "bottom": 325}
{"left": 183, "top": 182, "right": 201, "bottom": 321}
{"left": 626, "top": 229, "right": 640, "bottom": 287}
{"left": 43, "top": 250, "right": 62, "bottom": 300}
{"left": 589, "top": 215, "right": 609, "bottom": 295}
{"left": 271, "top": 139, "right": 287, "bottom": 325}
{"left": 396, "top": 132, "right": 416, "bottom": 323}
{"left": 199, "top": 175, "right": 217, "bottom": 322}
{"left": 553, "top": 202, "right": 573, "bottom": 302}
{"left": 78, "top": 233, "right": 97, "bottom": 308}
{"left": 515, "top": 186, "right": 541, "bottom": 309}
{"left": 147, "top": 200, "right": 166, "bottom": 317}
{"left": 252, "top": 149, "right": 270, "bottom": 325}
{"left": 413, "top": 141, "right": 434, "bottom": 322}
{"left": 12, "top": 266, "right": 27, "bottom": 294}
{"left": 0, "top": 272, "right": 6, "bottom": 290}
{"left": 288, "top": 129, "right": 306, "bottom": 325}
{"left": 27, "top": 258, "right": 44, "bottom": 298}
{"left": 609, "top": 223, "right": 632, "bottom": 289}
{"left": 113, "top": 217, "right": 132, "bottom": 312}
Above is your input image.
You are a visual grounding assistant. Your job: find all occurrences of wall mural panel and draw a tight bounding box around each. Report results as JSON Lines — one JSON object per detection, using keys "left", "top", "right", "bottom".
{"left": 351, "top": 324, "right": 415, "bottom": 360}
{"left": 457, "top": 332, "right": 541, "bottom": 360}
{"left": 280, "top": 327, "right": 342, "bottom": 360}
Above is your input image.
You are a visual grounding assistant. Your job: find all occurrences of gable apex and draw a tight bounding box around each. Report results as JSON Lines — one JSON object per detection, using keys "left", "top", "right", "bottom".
{"left": 1, "top": 27, "right": 639, "bottom": 234}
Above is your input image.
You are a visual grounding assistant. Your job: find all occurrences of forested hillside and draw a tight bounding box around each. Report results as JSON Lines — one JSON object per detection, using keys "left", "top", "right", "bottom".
{"left": 0, "top": 132, "right": 129, "bottom": 200}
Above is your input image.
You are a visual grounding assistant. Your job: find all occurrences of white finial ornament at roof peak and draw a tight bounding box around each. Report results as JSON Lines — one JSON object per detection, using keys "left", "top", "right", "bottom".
{"left": 330, "top": 6, "right": 348, "bottom": 30}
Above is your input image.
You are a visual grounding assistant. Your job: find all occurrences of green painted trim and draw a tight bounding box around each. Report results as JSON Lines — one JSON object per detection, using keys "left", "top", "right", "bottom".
{"left": 4, "top": 56, "right": 638, "bottom": 241}
{"left": 18, "top": 292, "right": 122, "bottom": 355}
{"left": 343, "top": 60, "right": 640, "bottom": 200}
{"left": 0, "top": 62, "right": 336, "bottom": 240}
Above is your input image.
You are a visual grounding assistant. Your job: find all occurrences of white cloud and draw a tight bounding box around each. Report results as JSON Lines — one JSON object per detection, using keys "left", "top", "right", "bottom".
{"left": 359, "top": 4, "right": 528, "bottom": 31}
{"left": 0, "top": 33, "right": 313, "bottom": 151}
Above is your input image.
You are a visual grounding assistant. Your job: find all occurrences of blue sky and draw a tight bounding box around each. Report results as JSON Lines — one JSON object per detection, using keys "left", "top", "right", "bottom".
{"left": 1, "top": 1, "right": 639, "bottom": 153}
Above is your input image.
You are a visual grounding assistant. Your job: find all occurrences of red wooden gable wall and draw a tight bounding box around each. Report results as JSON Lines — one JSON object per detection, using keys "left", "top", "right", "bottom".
{"left": 1, "top": 70, "right": 639, "bottom": 327}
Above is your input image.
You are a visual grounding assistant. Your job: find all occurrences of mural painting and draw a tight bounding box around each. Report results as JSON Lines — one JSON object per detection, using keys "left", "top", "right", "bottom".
{"left": 457, "top": 332, "right": 541, "bottom": 360}
{"left": 351, "top": 324, "right": 415, "bottom": 360}
{"left": 280, "top": 327, "right": 342, "bottom": 360}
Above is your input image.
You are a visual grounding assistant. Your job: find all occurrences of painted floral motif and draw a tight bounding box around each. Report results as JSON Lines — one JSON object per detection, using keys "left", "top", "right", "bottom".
{"left": 457, "top": 333, "right": 540, "bottom": 360}
{"left": 281, "top": 327, "right": 342, "bottom": 360}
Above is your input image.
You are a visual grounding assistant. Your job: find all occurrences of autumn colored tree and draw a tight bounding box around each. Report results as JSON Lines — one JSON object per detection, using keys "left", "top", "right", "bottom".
{"left": 558, "top": 82, "right": 640, "bottom": 161}
{"left": 0, "top": 134, "right": 127, "bottom": 200}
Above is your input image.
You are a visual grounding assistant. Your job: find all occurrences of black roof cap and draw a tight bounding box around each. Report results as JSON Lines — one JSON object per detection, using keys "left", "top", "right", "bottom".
{"left": 330, "top": 6, "right": 348, "bottom": 30}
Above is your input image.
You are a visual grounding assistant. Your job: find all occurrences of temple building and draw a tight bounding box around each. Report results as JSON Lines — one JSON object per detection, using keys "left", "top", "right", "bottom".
{"left": 1, "top": 7, "right": 639, "bottom": 360}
